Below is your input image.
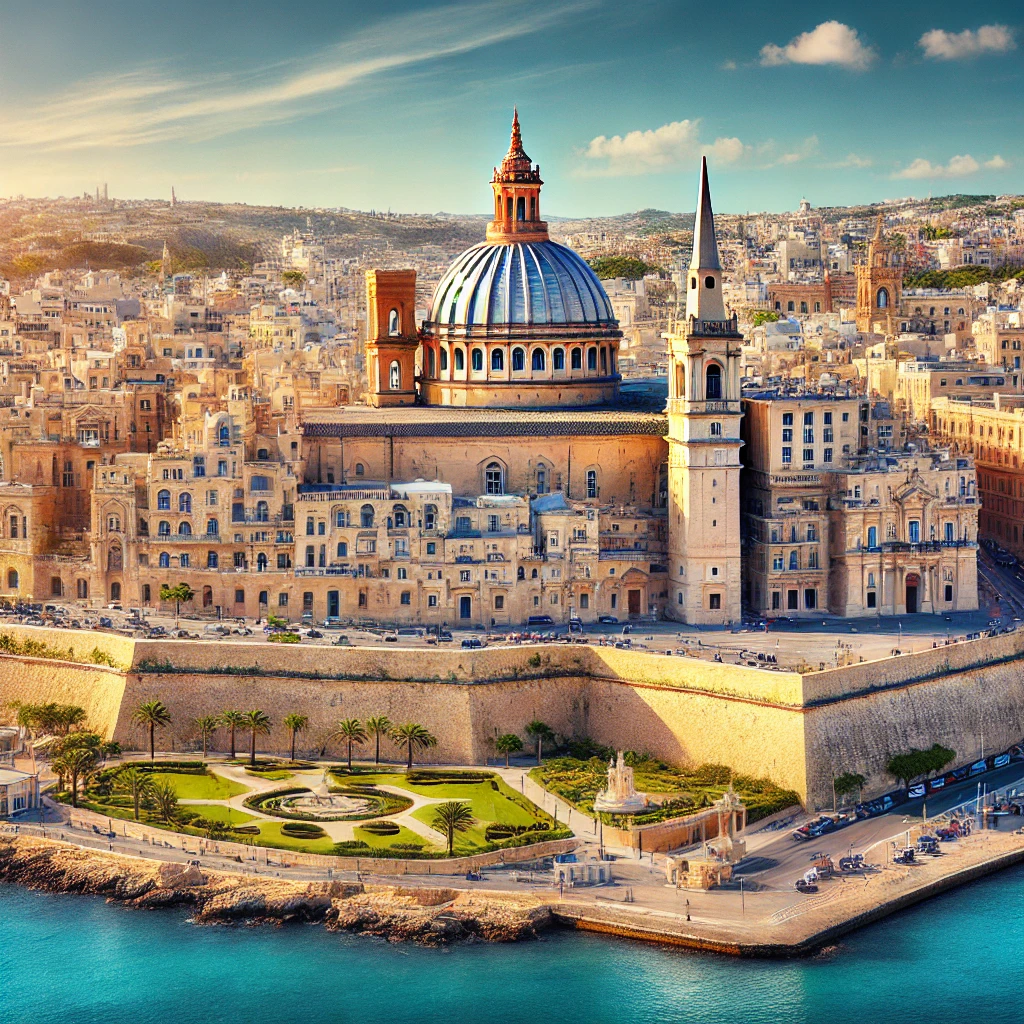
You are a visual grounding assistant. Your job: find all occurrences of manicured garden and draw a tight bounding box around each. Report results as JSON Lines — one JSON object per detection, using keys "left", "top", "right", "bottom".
{"left": 530, "top": 750, "right": 800, "bottom": 825}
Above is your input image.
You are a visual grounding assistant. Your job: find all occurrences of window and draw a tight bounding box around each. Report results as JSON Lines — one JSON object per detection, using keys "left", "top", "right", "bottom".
{"left": 485, "top": 463, "right": 503, "bottom": 495}
{"left": 207, "top": 551, "right": 218, "bottom": 568}
{"left": 178, "top": 522, "right": 192, "bottom": 536}
{"left": 782, "top": 447, "right": 792, "bottom": 464}
{"left": 426, "top": 542, "right": 436, "bottom": 555}
{"left": 234, "top": 552, "right": 245, "bottom": 568}
{"left": 488, "top": 514, "right": 500, "bottom": 532}
{"left": 178, "top": 553, "right": 190, "bottom": 568}
{"left": 823, "top": 448, "right": 833, "bottom": 463}
{"left": 553, "top": 348, "right": 565, "bottom": 371}
{"left": 709, "top": 593, "right": 721, "bottom": 610}
{"left": 587, "top": 348, "right": 597, "bottom": 371}
{"left": 360, "top": 505, "right": 374, "bottom": 528}
{"left": 773, "top": 554, "right": 783, "bottom": 571}
{"left": 804, "top": 588, "right": 817, "bottom": 610}
{"left": 159, "top": 552, "right": 170, "bottom": 568}
{"left": 305, "top": 545, "right": 315, "bottom": 568}
{"left": 587, "top": 470, "right": 598, "bottom": 499}
{"left": 440, "top": 348, "right": 449, "bottom": 372}
{"left": 877, "top": 287, "right": 889, "bottom": 308}
{"left": 397, "top": 566, "right": 407, "bottom": 580}
{"left": 512, "top": 347, "right": 525, "bottom": 372}
{"left": 389, "top": 360, "right": 401, "bottom": 390}
{"left": 158, "top": 520, "right": 171, "bottom": 537}
{"left": 571, "top": 348, "right": 583, "bottom": 370}
{"left": 867, "top": 526, "right": 877, "bottom": 548}
{"left": 471, "top": 348, "right": 483, "bottom": 372}
{"left": 536, "top": 467, "right": 547, "bottom": 494}
{"left": 460, "top": 570, "right": 471, "bottom": 583}
{"left": 179, "top": 492, "right": 192, "bottom": 513}
{"left": 782, "top": 413, "right": 793, "bottom": 426}
{"left": 77, "top": 579, "right": 88, "bottom": 599}
{"left": 400, "top": 591, "right": 411, "bottom": 605}
{"left": 945, "top": 584, "right": 954, "bottom": 602}
{"left": 782, "top": 428, "right": 793, "bottom": 443}
{"left": 157, "top": 489, "right": 171, "bottom": 510}
{"left": 789, "top": 551, "right": 798, "bottom": 570}
{"left": 532, "top": 349, "right": 546, "bottom": 372}
{"left": 491, "top": 349, "right": 504, "bottom": 372}
{"left": 454, "top": 348, "right": 465, "bottom": 372}
{"left": 235, "top": 589, "right": 245, "bottom": 604}
{"left": 710, "top": 421, "right": 722, "bottom": 436}
{"left": 803, "top": 448, "right": 814, "bottom": 463}
{"left": 945, "top": 521, "right": 954, "bottom": 543}
{"left": 705, "top": 364, "right": 722, "bottom": 400}
{"left": 909, "top": 520, "right": 921, "bottom": 543}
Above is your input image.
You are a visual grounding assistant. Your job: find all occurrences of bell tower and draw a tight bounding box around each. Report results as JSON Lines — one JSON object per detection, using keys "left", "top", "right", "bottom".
{"left": 856, "top": 216, "right": 903, "bottom": 333}
{"left": 486, "top": 109, "right": 549, "bottom": 244}
{"left": 365, "top": 269, "right": 419, "bottom": 407}
{"left": 665, "top": 158, "right": 743, "bottom": 625}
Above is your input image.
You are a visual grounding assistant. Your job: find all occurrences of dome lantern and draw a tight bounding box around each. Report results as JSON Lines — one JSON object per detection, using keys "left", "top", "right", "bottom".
{"left": 487, "top": 109, "right": 548, "bottom": 244}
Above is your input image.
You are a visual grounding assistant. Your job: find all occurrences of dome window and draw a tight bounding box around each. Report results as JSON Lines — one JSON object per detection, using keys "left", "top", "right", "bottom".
{"left": 512, "top": 347, "right": 526, "bottom": 372}
{"left": 587, "top": 348, "right": 597, "bottom": 371}
{"left": 532, "top": 349, "right": 546, "bottom": 372}
{"left": 454, "top": 349, "right": 465, "bottom": 372}
{"left": 440, "top": 348, "right": 448, "bottom": 372}
{"left": 471, "top": 348, "right": 484, "bottom": 372}
{"left": 571, "top": 348, "right": 582, "bottom": 370}
{"left": 553, "top": 348, "right": 565, "bottom": 371}
{"left": 491, "top": 349, "right": 504, "bottom": 372}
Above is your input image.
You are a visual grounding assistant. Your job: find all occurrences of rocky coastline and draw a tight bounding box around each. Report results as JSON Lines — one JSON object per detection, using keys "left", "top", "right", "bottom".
{"left": 0, "top": 835, "right": 554, "bottom": 945}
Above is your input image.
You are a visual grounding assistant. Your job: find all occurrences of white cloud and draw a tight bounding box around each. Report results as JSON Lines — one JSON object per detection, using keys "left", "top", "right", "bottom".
{"left": 918, "top": 24, "right": 1015, "bottom": 60}
{"left": 893, "top": 154, "right": 1010, "bottom": 179}
{"left": 826, "top": 153, "right": 873, "bottom": 169}
{"left": 0, "top": 1, "right": 587, "bottom": 150}
{"left": 582, "top": 119, "right": 745, "bottom": 176}
{"left": 760, "top": 21, "right": 876, "bottom": 70}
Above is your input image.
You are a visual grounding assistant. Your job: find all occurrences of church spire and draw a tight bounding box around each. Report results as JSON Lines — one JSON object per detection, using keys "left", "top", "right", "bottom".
{"left": 487, "top": 109, "right": 547, "bottom": 244}
{"left": 690, "top": 156, "right": 722, "bottom": 272}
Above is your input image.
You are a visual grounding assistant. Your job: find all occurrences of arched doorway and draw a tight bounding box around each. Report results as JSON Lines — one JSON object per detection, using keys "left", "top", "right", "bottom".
{"left": 905, "top": 572, "right": 920, "bottom": 614}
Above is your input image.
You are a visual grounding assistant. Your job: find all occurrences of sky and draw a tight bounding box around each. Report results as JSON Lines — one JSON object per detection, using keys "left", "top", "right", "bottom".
{"left": 0, "top": 0, "right": 1019, "bottom": 216}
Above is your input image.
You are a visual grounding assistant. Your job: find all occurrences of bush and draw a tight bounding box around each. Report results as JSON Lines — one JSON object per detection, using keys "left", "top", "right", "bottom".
{"left": 361, "top": 821, "right": 400, "bottom": 836}
{"left": 231, "top": 825, "right": 260, "bottom": 835}
{"left": 281, "top": 822, "right": 326, "bottom": 838}
{"left": 391, "top": 842, "right": 426, "bottom": 851}
{"left": 333, "top": 840, "right": 370, "bottom": 853}
{"left": 404, "top": 769, "right": 491, "bottom": 785}
{"left": 268, "top": 632, "right": 301, "bottom": 644}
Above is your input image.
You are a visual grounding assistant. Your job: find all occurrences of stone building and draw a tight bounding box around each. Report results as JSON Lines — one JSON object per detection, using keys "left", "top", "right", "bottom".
{"left": 856, "top": 218, "right": 903, "bottom": 334}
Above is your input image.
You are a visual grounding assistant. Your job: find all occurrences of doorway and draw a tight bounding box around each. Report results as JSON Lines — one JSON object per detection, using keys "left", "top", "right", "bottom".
{"left": 905, "top": 573, "right": 919, "bottom": 614}
{"left": 459, "top": 595, "right": 472, "bottom": 620}
{"left": 327, "top": 590, "right": 340, "bottom": 618}
{"left": 628, "top": 589, "right": 641, "bottom": 616}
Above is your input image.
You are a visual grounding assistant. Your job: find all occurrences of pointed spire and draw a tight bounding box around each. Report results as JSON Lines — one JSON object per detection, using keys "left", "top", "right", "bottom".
{"left": 690, "top": 156, "right": 722, "bottom": 271}
{"left": 873, "top": 214, "right": 884, "bottom": 241}
{"left": 506, "top": 106, "right": 529, "bottom": 163}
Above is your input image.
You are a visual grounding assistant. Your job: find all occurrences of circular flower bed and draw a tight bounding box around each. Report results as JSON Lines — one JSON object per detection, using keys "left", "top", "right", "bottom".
{"left": 244, "top": 785, "right": 412, "bottom": 822}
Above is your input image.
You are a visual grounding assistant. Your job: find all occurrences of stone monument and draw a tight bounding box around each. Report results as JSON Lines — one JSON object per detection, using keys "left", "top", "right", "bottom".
{"left": 593, "top": 751, "right": 648, "bottom": 814}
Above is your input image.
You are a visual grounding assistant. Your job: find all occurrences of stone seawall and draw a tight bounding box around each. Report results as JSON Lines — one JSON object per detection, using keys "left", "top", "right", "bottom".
{"left": 4, "top": 623, "right": 1024, "bottom": 808}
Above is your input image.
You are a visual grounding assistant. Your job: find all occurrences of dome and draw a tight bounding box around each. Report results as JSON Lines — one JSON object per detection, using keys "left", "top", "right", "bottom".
{"left": 427, "top": 240, "right": 616, "bottom": 329}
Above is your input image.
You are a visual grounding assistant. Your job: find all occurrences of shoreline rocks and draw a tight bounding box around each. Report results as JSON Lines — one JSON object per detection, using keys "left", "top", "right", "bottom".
{"left": 0, "top": 836, "right": 552, "bottom": 945}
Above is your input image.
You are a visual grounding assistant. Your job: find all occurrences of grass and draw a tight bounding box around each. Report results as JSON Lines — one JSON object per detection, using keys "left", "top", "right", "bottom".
{"left": 158, "top": 770, "right": 249, "bottom": 801}
{"left": 244, "top": 769, "right": 294, "bottom": 781}
{"left": 246, "top": 820, "right": 338, "bottom": 855}
{"left": 352, "top": 823, "right": 432, "bottom": 851}
{"left": 187, "top": 805, "right": 255, "bottom": 826}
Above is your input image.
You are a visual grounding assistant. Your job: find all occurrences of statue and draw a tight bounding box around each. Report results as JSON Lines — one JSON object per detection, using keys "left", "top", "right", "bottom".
{"left": 593, "top": 751, "right": 648, "bottom": 814}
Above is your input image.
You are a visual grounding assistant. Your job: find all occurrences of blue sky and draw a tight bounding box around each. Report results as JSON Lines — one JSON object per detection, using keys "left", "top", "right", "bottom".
{"left": 0, "top": 0, "right": 1019, "bottom": 215}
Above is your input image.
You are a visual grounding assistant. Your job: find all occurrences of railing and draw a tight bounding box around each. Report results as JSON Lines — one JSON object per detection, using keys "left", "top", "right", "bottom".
{"left": 598, "top": 550, "right": 650, "bottom": 561}
{"left": 297, "top": 488, "right": 391, "bottom": 502}
{"left": 689, "top": 315, "right": 739, "bottom": 335}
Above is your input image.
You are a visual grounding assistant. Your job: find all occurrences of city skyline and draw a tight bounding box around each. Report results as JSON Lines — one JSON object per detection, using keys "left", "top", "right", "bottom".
{"left": 0, "top": 1, "right": 1019, "bottom": 214}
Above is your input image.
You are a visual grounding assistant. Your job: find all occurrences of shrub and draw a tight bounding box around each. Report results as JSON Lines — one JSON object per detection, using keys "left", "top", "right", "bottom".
{"left": 333, "top": 840, "right": 370, "bottom": 853}
{"left": 361, "top": 821, "right": 400, "bottom": 836}
{"left": 268, "top": 632, "right": 301, "bottom": 644}
{"left": 281, "top": 822, "right": 326, "bottom": 838}
{"left": 231, "top": 825, "right": 260, "bottom": 835}
{"left": 404, "top": 769, "right": 491, "bottom": 785}
{"left": 391, "top": 842, "right": 426, "bottom": 851}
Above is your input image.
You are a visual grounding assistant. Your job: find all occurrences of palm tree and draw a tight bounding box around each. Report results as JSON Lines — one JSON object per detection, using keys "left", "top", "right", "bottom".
{"left": 194, "top": 715, "right": 219, "bottom": 760}
{"left": 283, "top": 713, "right": 309, "bottom": 762}
{"left": 525, "top": 720, "right": 555, "bottom": 766}
{"left": 495, "top": 733, "right": 523, "bottom": 768}
{"left": 58, "top": 747, "right": 96, "bottom": 808}
{"left": 132, "top": 700, "right": 171, "bottom": 762}
{"left": 221, "top": 710, "right": 246, "bottom": 760}
{"left": 431, "top": 800, "right": 475, "bottom": 856}
{"left": 14, "top": 702, "right": 40, "bottom": 774}
{"left": 365, "top": 715, "right": 392, "bottom": 765}
{"left": 390, "top": 722, "right": 437, "bottom": 771}
{"left": 334, "top": 718, "right": 367, "bottom": 769}
{"left": 53, "top": 704, "right": 86, "bottom": 736}
{"left": 159, "top": 582, "right": 195, "bottom": 628}
{"left": 243, "top": 709, "right": 271, "bottom": 767}
{"left": 115, "top": 766, "right": 155, "bottom": 821}
{"left": 150, "top": 779, "right": 179, "bottom": 824}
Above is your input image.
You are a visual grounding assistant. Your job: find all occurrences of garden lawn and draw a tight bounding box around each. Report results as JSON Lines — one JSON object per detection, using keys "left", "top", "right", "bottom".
{"left": 157, "top": 771, "right": 249, "bottom": 801}
{"left": 186, "top": 805, "right": 255, "bottom": 826}
{"left": 353, "top": 824, "right": 435, "bottom": 851}
{"left": 249, "top": 820, "right": 338, "bottom": 855}
{"left": 244, "top": 769, "right": 293, "bottom": 781}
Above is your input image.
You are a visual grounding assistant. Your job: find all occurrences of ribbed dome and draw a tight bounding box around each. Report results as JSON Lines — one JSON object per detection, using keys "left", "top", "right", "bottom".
{"left": 427, "top": 240, "right": 616, "bottom": 328}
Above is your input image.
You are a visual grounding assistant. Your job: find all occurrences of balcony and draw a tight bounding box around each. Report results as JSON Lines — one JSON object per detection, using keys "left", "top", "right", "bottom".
{"left": 598, "top": 550, "right": 650, "bottom": 561}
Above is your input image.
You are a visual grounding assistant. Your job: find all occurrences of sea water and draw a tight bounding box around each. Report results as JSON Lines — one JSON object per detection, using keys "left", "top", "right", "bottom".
{"left": 3, "top": 864, "right": 1024, "bottom": 1024}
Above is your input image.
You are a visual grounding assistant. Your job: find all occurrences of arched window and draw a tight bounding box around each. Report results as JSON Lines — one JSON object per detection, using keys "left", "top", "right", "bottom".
{"left": 255, "top": 501, "right": 269, "bottom": 522}
{"left": 178, "top": 522, "right": 192, "bottom": 537}
{"left": 531, "top": 568, "right": 539, "bottom": 579}
{"left": 491, "top": 349, "right": 504, "bottom": 372}
{"left": 207, "top": 551, "right": 218, "bottom": 568}
{"left": 586, "top": 469, "right": 598, "bottom": 499}
{"left": 219, "top": 424, "right": 230, "bottom": 445}
{"left": 454, "top": 348, "right": 465, "bottom": 372}
{"left": 512, "top": 347, "right": 526, "bottom": 372}
{"left": 571, "top": 347, "right": 583, "bottom": 370}
{"left": 388, "top": 308, "right": 400, "bottom": 336}
{"left": 532, "top": 349, "right": 546, "bottom": 372}
{"left": 424, "top": 504, "right": 437, "bottom": 530}
{"left": 389, "top": 360, "right": 401, "bottom": 390}
{"left": 471, "top": 348, "right": 484, "bottom": 372}
{"left": 710, "top": 422, "right": 722, "bottom": 436}
{"left": 178, "top": 492, "right": 192, "bottom": 513}
{"left": 158, "top": 521, "right": 170, "bottom": 537}
{"left": 705, "top": 275, "right": 715, "bottom": 289}
{"left": 553, "top": 348, "right": 565, "bottom": 371}
{"left": 108, "top": 514, "right": 121, "bottom": 532}
{"left": 705, "top": 363, "right": 722, "bottom": 400}
{"left": 110, "top": 582, "right": 121, "bottom": 602}
{"left": 440, "top": 348, "right": 448, "bottom": 372}
{"left": 159, "top": 551, "right": 170, "bottom": 568}
{"left": 517, "top": 566, "right": 525, "bottom": 581}
{"left": 393, "top": 505, "right": 407, "bottom": 528}
{"left": 355, "top": 463, "right": 364, "bottom": 477}
{"left": 6, "top": 569, "right": 17, "bottom": 589}
{"left": 789, "top": 551, "right": 798, "bottom": 570}
{"left": 360, "top": 504, "right": 375, "bottom": 528}
{"left": 337, "top": 540, "right": 349, "bottom": 557}
{"left": 587, "top": 348, "right": 597, "bottom": 371}
{"left": 877, "top": 287, "right": 889, "bottom": 309}
{"left": 256, "top": 553, "right": 268, "bottom": 572}
{"left": 426, "top": 347, "right": 435, "bottom": 377}
{"left": 485, "top": 462, "right": 504, "bottom": 495}
{"left": 207, "top": 518, "right": 219, "bottom": 537}
{"left": 77, "top": 579, "right": 88, "bottom": 599}
{"left": 536, "top": 466, "right": 547, "bottom": 494}
{"left": 157, "top": 489, "right": 171, "bottom": 510}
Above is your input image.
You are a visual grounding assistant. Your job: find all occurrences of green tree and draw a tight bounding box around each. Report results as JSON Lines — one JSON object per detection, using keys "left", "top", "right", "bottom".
{"left": 752, "top": 309, "right": 781, "bottom": 328}
{"left": 221, "top": 710, "right": 246, "bottom": 760}
{"left": 525, "top": 720, "right": 555, "bottom": 766}
{"left": 56, "top": 747, "right": 96, "bottom": 807}
{"left": 159, "top": 583, "right": 195, "bottom": 627}
{"left": 495, "top": 733, "right": 523, "bottom": 768}
{"left": 243, "top": 709, "right": 271, "bottom": 767}
{"left": 587, "top": 255, "right": 661, "bottom": 281}
{"left": 13, "top": 702, "right": 41, "bottom": 773}
{"left": 132, "top": 700, "right": 171, "bottom": 762}
{"left": 833, "top": 771, "right": 866, "bottom": 804}
{"left": 282, "top": 270, "right": 306, "bottom": 290}
{"left": 150, "top": 779, "right": 179, "bottom": 824}
{"left": 283, "top": 713, "right": 309, "bottom": 761}
{"left": 365, "top": 716, "right": 392, "bottom": 765}
{"left": 194, "top": 715, "right": 219, "bottom": 760}
{"left": 115, "top": 766, "right": 155, "bottom": 821}
{"left": 431, "top": 800, "right": 475, "bottom": 856}
{"left": 334, "top": 718, "right": 367, "bottom": 769}
{"left": 886, "top": 745, "right": 955, "bottom": 789}
{"left": 390, "top": 722, "right": 437, "bottom": 771}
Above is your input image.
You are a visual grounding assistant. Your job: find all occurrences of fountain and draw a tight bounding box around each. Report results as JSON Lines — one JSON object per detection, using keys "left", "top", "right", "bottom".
{"left": 280, "top": 769, "right": 375, "bottom": 819}
{"left": 593, "top": 752, "right": 648, "bottom": 814}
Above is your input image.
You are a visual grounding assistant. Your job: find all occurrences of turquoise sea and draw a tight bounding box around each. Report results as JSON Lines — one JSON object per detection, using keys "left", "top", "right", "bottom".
{"left": 3, "top": 865, "right": 1023, "bottom": 1024}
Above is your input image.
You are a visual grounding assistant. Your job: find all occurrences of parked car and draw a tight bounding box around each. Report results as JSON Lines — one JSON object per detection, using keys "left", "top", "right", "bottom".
{"left": 527, "top": 615, "right": 554, "bottom": 627}
{"left": 204, "top": 624, "right": 231, "bottom": 637}
{"left": 98, "top": 616, "right": 114, "bottom": 629}
{"left": 383, "top": 632, "right": 399, "bottom": 642}
{"left": 437, "top": 630, "right": 453, "bottom": 643}
{"left": 461, "top": 637, "right": 484, "bottom": 649}
{"left": 331, "top": 634, "right": 351, "bottom": 646}
{"left": 597, "top": 615, "right": 618, "bottom": 624}
{"left": 304, "top": 629, "right": 323, "bottom": 639}
{"left": 323, "top": 616, "right": 343, "bottom": 629}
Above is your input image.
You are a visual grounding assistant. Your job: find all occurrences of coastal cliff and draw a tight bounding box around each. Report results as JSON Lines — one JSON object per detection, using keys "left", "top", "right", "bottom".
{"left": 0, "top": 836, "right": 554, "bottom": 945}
